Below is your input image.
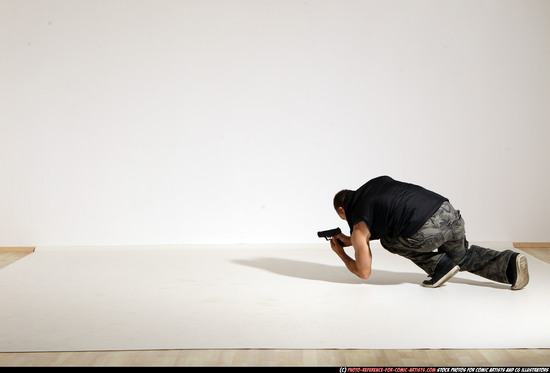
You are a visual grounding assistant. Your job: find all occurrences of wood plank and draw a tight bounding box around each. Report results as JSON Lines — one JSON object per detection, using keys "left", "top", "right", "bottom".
{"left": 1, "top": 349, "right": 550, "bottom": 367}
{"left": 520, "top": 247, "right": 550, "bottom": 264}
{"left": 0, "top": 252, "right": 33, "bottom": 269}
{"left": 0, "top": 247, "right": 35, "bottom": 252}
{"left": 513, "top": 242, "right": 550, "bottom": 249}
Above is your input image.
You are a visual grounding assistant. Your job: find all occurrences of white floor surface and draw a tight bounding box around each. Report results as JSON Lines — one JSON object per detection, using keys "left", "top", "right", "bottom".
{"left": 0, "top": 242, "right": 548, "bottom": 352}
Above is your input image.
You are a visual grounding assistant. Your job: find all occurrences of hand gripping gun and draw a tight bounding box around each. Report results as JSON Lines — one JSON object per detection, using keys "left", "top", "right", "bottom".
{"left": 317, "top": 227, "right": 345, "bottom": 247}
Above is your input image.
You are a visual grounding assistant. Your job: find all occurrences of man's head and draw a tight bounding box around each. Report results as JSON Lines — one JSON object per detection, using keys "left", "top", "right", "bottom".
{"left": 333, "top": 189, "right": 351, "bottom": 221}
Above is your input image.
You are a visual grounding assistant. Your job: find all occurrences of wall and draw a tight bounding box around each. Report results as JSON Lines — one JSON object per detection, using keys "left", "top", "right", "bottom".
{"left": 1, "top": 0, "right": 549, "bottom": 246}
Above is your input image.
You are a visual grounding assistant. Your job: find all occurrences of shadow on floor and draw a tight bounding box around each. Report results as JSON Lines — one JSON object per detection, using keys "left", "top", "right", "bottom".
{"left": 233, "top": 257, "right": 509, "bottom": 289}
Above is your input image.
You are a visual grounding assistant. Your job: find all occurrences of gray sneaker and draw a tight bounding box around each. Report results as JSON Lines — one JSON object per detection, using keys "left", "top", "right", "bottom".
{"left": 422, "top": 254, "right": 460, "bottom": 288}
{"left": 511, "top": 254, "right": 529, "bottom": 290}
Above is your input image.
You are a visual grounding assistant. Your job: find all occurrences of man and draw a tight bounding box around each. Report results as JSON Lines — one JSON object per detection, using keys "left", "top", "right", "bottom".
{"left": 330, "top": 175, "right": 529, "bottom": 290}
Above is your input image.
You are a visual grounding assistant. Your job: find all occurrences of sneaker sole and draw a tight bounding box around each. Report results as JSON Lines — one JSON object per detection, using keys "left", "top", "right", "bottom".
{"left": 422, "top": 265, "right": 460, "bottom": 288}
{"left": 511, "top": 254, "right": 529, "bottom": 290}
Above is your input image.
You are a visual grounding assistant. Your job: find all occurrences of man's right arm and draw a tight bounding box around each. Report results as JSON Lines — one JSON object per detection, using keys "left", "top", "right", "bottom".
{"left": 350, "top": 222, "right": 372, "bottom": 279}
{"left": 332, "top": 221, "right": 373, "bottom": 279}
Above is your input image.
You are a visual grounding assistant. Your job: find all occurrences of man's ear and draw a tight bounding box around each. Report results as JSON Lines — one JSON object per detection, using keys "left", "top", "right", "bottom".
{"left": 337, "top": 207, "right": 346, "bottom": 220}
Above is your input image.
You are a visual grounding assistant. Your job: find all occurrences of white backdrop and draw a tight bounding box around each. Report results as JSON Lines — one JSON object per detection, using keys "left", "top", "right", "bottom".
{"left": 1, "top": 0, "right": 549, "bottom": 246}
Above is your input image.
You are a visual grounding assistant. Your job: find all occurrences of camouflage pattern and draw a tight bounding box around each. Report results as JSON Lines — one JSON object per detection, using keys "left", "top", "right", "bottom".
{"left": 380, "top": 201, "right": 514, "bottom": 284}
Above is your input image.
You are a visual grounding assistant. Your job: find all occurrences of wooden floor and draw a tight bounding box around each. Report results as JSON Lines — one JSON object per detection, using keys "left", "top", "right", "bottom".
{"left": 1, "top": 247, "right": 549, "bottom": 367}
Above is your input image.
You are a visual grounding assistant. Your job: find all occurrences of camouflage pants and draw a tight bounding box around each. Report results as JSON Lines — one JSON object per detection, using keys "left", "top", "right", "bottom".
{"left": 380, "top": 201, "right": 514, "bottom": 284}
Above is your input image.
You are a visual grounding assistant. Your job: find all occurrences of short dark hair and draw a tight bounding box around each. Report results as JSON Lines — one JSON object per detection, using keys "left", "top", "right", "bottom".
{"left": 333, "top": 189, "right": 351, "bottom": 210}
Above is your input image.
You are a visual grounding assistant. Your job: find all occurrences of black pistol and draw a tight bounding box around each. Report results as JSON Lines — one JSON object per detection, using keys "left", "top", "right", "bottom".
{"left": 317, "top": 227, "right": 345, "bottom": 246}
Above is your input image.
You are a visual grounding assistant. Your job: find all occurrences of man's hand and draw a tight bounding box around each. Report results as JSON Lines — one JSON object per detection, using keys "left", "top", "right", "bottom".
{"left": 334, "top": 233, "right": 352, "bottom": 247}
{"left": 330, "top": 237, "right": 345, "bottom": 255}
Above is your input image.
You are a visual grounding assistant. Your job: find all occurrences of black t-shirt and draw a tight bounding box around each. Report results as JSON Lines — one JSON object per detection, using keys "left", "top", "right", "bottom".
{"left": 344, "top": 176, "right": 448, "bottom": 239}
